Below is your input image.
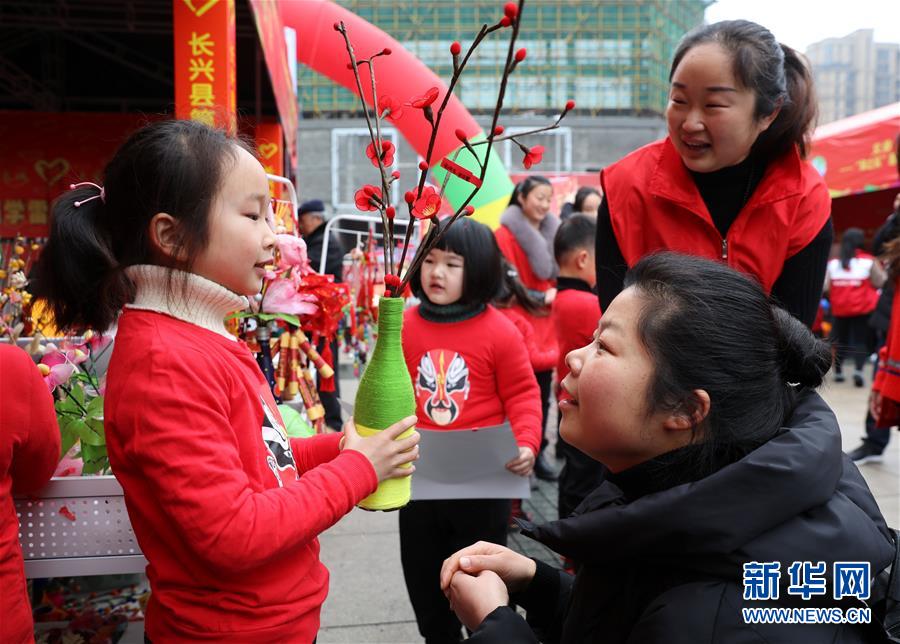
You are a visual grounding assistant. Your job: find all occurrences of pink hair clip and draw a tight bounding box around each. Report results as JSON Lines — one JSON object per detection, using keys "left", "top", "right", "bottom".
{"left": 70, "top": 181, "right": 106, "bottom": 207}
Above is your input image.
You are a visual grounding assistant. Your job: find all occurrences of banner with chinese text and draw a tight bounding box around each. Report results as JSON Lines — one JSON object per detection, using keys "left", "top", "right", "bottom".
{"left": 810, "top": 101, "right": 900, "bottom": 197}
{"left": 173, "top": 0, "right": 236, "bottom": 133}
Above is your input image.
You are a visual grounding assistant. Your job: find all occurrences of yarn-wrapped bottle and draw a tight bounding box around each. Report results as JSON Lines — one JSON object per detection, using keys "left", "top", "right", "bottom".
{"left": 354, "top": 296, "right": 415, "bottom": 510}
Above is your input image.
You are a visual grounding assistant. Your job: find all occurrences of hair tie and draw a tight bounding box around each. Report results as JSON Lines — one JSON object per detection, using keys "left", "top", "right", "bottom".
{"left": 70, "top": 181, "right": 106, "bottom": 208}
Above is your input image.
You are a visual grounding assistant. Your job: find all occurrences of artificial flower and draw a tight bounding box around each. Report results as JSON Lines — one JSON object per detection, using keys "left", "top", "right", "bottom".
{"left": 411, "top": 186, "right": 442, "bottom": 220}
{"left": 523, "top": 145, "right": 545, "bottom": 169}
{"left": 354, "top": 185, "right": 382, "bottom": 211}
{"left": 38, "top": 361, "right": 76, "bottom": 391}
{"left": 262, "top": 278, "right": 319, "bottom": 316}
{"left": 409, "top": 87, "right": 439, "bottom": 109}
{"left": 9, "top": 271, "right": 26, "bottom": 289}
{"left": 377, "top": 95, "right": 403, "bottom": 122}
{"left": 365, "top": 140, "right": 396, "bottom": 167}
{"left": 276, "top": 233, "right": 310, "bottom": 271}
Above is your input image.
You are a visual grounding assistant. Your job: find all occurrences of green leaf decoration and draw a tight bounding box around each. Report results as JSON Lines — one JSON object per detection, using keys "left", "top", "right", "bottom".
{"left": 86, "top": 396, "right": 104, "bottom": 419}
{"left": 71, "top": 419, "right": 104, "bottom": 446}
{"left": 257, "top": 313, "right": 302, "bottom": 326}
{"left": 59, "top": 419, "right": 79, "bottom": 458}
{"left": 70, "top": 384, "right": 85, "bottom": 406}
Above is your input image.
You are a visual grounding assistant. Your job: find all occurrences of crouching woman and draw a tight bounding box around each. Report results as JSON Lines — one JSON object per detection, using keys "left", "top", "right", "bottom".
{"left": 441, "top": 252, "right": 895, "bottom": 643}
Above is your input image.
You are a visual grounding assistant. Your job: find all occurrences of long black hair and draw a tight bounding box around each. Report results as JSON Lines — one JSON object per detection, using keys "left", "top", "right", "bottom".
{"left": 32, "top": 120, "right": 254, "bottom": 332}
{"left": 671, "top": 20, "right": 818, "bottom": 161}
{"left": 624, "top": 252, "right": 831, "bottom": 473}
{"left": 408, "top": 218, "right": 502, "bottom": 307}
{"left": 840, "top": 228, "right": 866, "bottom": 269}
{"left": 493, "top": 259, "right": 545, "bottom": 316}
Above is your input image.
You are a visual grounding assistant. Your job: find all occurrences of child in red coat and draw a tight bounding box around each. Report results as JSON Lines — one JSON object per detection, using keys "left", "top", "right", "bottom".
{"left": 0, "top": 344, "right": 60, "bottom": 644}
{"left": 32, "top": 120, "right": 419, "bottom": 642}
{"left": 552, "top": 215, "right": 605, "bottom": 522}
{"left": 401, "top": 218, "right": 541, "bottom": 642}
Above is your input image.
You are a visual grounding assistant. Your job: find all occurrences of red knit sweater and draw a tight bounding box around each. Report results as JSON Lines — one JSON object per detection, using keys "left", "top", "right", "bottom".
{"left": 497, "top": 305, "right": 558, "bottom": 373}
{"left": 0, "top": 344, "right": 60, "bottom": 644}
{"left": 552, "top": 279, "right": 602, "bottom": 387}
{"left": 402, "top": 305, "right": 541, "bottom": 455}
{"left": 104, "top": 267, "right": 377, "bottom": 642}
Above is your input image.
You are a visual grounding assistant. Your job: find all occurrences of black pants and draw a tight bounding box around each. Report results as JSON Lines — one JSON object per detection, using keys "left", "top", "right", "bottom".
{"left": 399, "top": 498, "right": 511, "bottom": 643}
{"left": 832, "top": 314, "right": 872, "bottom": 373}
{"left": 863, "top": 343, "right": 893, "bottom": 451}
{"left": 535, "top": 370, "right": 553, "bottom": 456}
{"left": 316, "top": 336, "right": 343, "bottom": 431}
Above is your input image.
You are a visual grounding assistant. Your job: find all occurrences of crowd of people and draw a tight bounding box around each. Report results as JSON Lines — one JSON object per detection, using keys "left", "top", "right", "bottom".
{"left": 2, "top": 17, "right": 899, "bottom": 644}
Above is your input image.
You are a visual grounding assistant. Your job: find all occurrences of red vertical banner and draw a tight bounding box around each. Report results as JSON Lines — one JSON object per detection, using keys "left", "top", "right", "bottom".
{"left": 173, "top": 0, "right": 236, "bottom": 133}
{"left": 255, "top": 122, "right": 284, "bottom": 179}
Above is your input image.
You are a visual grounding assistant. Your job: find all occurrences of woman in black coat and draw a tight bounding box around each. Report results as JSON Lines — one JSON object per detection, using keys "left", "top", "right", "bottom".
{"left": 441, "top": 252, "right": 895, "bottom": 644}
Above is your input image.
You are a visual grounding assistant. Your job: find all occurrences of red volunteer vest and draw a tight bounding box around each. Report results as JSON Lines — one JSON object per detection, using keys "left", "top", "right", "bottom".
{"left": 827, "top": 252, "right": 880, "bottom": 317}
{"left": 601, "top": 138, "right": 831, "bottom": 293}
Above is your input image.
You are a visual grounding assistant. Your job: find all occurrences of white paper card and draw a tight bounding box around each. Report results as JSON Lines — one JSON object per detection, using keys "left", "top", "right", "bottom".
{"left": 411, "top": 423, "right": 531, "bottom": 500}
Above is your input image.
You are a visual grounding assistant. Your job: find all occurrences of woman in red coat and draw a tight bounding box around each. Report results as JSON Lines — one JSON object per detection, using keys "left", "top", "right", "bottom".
{"left": 494, "top": 176, "right": 560, "bottom": 480}
{"left": 0, "top": 344, "right": 60, "bottom": 643}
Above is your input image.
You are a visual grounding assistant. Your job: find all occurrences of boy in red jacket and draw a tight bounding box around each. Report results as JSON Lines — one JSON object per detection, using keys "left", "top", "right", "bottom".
{"left": 552, "top": 215, "right": 605, "bottom": 524}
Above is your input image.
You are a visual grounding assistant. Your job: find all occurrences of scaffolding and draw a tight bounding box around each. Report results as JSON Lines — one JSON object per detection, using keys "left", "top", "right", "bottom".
{"left": 297, "top": 0, "right": 708, "bottom": 117}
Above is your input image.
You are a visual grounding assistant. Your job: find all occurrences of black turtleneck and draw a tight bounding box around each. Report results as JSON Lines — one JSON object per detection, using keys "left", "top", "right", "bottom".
{"left": 416, "top": 297, "right": 486, "bottom": 323}
{"left": 605, "top": 443, "right": 736, "bottom": 503}
{"left": 687, "top": 153, "right": 761, "bottom": 238}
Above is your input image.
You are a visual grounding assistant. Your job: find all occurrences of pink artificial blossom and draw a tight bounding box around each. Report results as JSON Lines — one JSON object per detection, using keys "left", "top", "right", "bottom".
{"left": 276, "top": 234, "right": 309, "bottom": 270}
{"left": 262, "top": 278, "right": 320, "bottom": 316}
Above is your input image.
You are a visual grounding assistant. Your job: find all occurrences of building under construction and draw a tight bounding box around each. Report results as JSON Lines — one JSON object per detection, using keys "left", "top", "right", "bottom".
{"left": 298, "top": 0, "right": 708, "bottom": 117}
{"left": 293, "top": 0, "right": 707, "bottom": 207}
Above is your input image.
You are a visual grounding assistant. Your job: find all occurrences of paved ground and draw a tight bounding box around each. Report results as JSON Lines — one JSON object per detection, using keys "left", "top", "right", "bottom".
{"left": 315, "top": 371, "right": 900, "bottom": 643}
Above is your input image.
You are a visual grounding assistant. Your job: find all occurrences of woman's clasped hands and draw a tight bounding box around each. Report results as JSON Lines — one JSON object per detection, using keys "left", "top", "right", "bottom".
{"left": 439, "top": 541, "right": 537, "bottom": 631}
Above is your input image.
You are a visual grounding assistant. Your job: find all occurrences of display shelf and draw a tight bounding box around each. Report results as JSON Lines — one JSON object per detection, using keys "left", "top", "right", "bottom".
{"left": 15, "top": 476, "right": 147, "bottom": 579}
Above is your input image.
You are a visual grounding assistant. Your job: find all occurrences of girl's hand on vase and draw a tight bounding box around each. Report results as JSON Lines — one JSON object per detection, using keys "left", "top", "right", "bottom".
{"left": 447, "top": 570, "right": 509, "bottom": 632}
{"left": 505, "top": 446, "right": 535, "bottom": 477}
{"left": 341, "top": 415, "right": 419, "bottom": 482}
{"left": 440, "top": 541, "right": 537, "bottom": 596}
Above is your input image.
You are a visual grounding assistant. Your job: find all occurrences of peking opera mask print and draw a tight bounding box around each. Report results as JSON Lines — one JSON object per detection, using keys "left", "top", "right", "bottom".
{"left": 415, "top": 349, "right": 470, "bottom": 426}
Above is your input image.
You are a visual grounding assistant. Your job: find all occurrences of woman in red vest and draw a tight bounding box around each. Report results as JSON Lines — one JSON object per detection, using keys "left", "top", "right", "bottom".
{"left": 825, "top": 228, "right": 886, "bottom": 387}
{"left": 596, "top": 20, "right": 831, "bottom": 327}
{"left": 495, "top": 176, "right": 560, "bottom": 481}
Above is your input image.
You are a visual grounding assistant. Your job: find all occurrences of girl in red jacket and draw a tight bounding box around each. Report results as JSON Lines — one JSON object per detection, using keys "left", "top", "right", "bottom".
{"left": 400, "top": 218, "right": 542, "bottom": 643}
{"left": 495, "top": 176, "right": 561, "bottom": 480}
{"left": 596, "top": 20, "right": 832, "bottom": 329}
{"left": 0, "top": 345, "right": 60, "bottom": 644}
{"left": 32, "top": 120, "right": 419, "bottom": 643}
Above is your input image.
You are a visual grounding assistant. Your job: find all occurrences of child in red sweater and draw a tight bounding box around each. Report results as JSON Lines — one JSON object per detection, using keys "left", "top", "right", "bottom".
{"left": 33, "top": 120, "right": 419, "bottom": 643}
{"left": 552, "top": 214, "right": 605, "bottom": 522}
{"left": 0, "top": 344, "right": 60, "bottom": 644}
{"left": 400, "top": 218, "right": 542, "bottom": 642}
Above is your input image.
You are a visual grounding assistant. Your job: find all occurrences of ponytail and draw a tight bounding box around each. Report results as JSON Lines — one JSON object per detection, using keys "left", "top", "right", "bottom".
{"left": 839, "top": 228, "right": 865, "bottom": 269}
{"left": 755, "top": 45, "right": 818, "bottom": 160}
{"left": 32, "top": 188, "right": 133, "bottom": 332}
{"left": 772, "top": 307, "right": 831, "bottom": 388}
{"left": 494, "top": 260, "right": 544, "bottom": 316}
